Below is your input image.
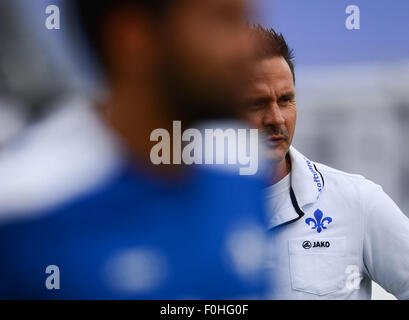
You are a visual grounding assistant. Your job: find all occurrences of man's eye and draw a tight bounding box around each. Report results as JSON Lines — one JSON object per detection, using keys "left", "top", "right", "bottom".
{"left": 279, "top": 98, "right": 294, "bottom": 106}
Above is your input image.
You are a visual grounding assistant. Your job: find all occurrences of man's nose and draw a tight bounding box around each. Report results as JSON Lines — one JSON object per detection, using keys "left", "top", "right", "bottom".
{"left": 262, "top": 103, "right": 285, "bottom": 127}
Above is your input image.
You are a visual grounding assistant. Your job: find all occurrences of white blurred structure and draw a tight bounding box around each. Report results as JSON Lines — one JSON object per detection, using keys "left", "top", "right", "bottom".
{"left": 0, "top": 98, "right": 26, "bottom": 146}
{"left": 293, "top": 59, "right": 409, "bottom": 300}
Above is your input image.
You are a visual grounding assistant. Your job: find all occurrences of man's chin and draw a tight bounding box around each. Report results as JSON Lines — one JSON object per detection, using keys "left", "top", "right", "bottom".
{"left": 263, "top": 145, "right": 289, "bottom": 164}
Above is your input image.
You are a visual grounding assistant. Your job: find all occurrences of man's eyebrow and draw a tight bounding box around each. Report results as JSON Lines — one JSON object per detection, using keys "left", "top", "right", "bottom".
{"left": 278, "top": 92, "right": 295, "bottom": 100}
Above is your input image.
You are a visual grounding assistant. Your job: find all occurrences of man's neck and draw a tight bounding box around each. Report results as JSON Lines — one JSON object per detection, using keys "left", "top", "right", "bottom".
{"left": 271, "top": 152, "right": 291, "bottom": 185}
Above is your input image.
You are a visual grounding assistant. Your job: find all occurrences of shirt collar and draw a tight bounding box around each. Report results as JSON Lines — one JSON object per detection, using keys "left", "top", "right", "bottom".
{"left": 266, "top": 146, "right": 325, "bottom": 230}
{"left": 289, "top": 146, "right": 324, "bottom": 209}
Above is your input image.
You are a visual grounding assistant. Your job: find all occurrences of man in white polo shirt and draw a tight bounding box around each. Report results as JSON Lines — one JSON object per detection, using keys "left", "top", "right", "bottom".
{"left": 243, "top": 25, "right": 409, "bottom": 299}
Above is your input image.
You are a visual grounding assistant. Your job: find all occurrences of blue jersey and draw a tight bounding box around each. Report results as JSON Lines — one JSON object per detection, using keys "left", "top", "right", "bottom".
{"left": 0, "top": 101, "right": 268, "bottom": 299}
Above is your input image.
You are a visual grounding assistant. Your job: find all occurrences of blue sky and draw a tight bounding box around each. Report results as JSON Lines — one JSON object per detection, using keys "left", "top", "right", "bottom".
{"left": 252, "top": 0, "right": 409, "bottom": 67}
{"left": 16, "top": 0, "right": 409, "bottom": 75}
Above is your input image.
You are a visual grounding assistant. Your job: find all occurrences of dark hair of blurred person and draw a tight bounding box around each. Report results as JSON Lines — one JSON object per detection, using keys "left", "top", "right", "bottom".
{"left": 70, "top": 0, "right": 257, "bottom": 168}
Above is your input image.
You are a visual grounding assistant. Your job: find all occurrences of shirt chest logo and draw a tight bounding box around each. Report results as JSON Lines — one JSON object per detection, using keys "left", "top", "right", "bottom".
{"left": 302, "top": 240, "right": 331, "bottom": 249}
{"left": 305, "top": 209, "right": 332, "bottom": 233}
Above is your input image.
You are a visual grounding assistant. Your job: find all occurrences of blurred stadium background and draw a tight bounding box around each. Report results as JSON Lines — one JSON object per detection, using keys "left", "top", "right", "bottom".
{"left": 0, "top": 0, "right": 407, "bottom": 299}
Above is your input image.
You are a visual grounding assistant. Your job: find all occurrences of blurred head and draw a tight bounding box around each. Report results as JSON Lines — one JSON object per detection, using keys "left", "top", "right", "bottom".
{"left": 72, "top": 0, "right": 258, "bottom": 123}
{"left": 242, "top": 26, "right": 296, "bottom": 163}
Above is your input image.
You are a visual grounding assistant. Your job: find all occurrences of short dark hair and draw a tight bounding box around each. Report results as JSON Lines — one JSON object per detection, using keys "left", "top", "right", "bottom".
{"left": 70, "top": 1, "right": 173, "bottom": 67}
{"left": 251, "top": 24, "right": 296, "bottom": 84}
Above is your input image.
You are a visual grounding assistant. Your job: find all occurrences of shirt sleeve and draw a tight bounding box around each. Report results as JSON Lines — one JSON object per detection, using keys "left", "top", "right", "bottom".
{"left": 362, "top": 181, "right": 409, "bottom": 299}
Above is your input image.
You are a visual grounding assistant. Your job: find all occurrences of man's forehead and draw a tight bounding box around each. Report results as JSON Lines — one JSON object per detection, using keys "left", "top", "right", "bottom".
{"left": 253, "top": 57, "right": 292, "bottom": 79}
{"left": 247, "top": 80, "right": 271, "bottom": 94}
{"left": 247, "top": 57, "right": 294, "bottom": 94}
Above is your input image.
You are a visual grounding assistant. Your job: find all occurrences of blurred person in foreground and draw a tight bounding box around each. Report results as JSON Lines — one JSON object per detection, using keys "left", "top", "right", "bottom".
{"left": 242, "top": 25, "right": 409, "bottom": 300}
{"left": 0, "top": 0, "right": 269, "bottom": 299}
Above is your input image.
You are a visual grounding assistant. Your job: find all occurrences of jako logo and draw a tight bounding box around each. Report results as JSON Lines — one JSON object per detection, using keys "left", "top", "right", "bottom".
{"left": 312, "top": 241, "right": 330, "bottom": 248}
{"left": 302, "top": 240, "right": 330, "bottom": 249}
{"left": 150, "top": 121, "right": 259, "bottom": 175}
{"left": 302, "top": 241, "right": 312, "bottom": 249}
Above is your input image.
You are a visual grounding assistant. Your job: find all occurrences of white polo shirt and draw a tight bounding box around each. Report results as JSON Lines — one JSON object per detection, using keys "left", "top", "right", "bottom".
{"left": 265, "top": 146, "right": 409, "bottom": 300}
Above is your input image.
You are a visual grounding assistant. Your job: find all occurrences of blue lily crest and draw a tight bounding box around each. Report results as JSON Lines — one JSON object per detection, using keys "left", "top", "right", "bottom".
{"left": 305, "top": 209, "right": 332, "bottom": 233}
